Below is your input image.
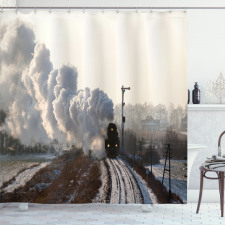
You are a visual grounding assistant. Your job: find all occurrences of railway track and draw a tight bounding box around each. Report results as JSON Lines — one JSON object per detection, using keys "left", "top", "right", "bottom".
{"left": 109, "top": 159, "right": 121, "bottom": 203}
{"left": 106, "top": 158, "right": 143, "bottom": 204}
{"left": 116, "top": 159, "right": 137, "bottom": 203}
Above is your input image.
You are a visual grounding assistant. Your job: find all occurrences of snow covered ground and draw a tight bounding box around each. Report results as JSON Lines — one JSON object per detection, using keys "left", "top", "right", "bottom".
{"left": 146, "top": 159, "right": 187, "bottom": 203}
{"left": 92, "top": 160, "right": 109, "bottom": 203}
{"left": 0, "top": 154, "right": 55, "bottom": 188}
{"left": 3, "top": 162, "right": 49, "bottom": 193}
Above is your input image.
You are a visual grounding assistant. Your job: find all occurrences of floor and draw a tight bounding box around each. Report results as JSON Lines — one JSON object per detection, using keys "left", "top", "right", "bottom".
{"left": 0, "top": 203, "right": 224, "bottom": 225}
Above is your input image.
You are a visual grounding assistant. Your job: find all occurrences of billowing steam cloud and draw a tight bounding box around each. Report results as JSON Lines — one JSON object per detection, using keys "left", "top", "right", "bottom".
{"left": 0, "top": 20, "right": 114, "bottom": 159}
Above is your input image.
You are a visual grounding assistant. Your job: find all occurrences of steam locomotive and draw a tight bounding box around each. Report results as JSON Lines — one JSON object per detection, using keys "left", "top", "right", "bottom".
{"left": 105, "top": 123, "right": 120, "bottom": 158}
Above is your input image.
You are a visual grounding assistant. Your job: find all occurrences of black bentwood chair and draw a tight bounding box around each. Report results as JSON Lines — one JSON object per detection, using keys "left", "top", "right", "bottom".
{"left": 196, "top": 131, "right": 225, "bottom": 217}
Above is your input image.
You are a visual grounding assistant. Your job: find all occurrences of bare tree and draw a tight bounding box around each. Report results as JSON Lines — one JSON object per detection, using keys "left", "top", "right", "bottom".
{"left": 154, "top": 104, "right": 168, "bottom": 120}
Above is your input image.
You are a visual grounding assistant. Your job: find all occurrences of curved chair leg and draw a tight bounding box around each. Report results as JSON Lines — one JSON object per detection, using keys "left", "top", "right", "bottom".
{"left": 218, "top": 173, "right": 222, "bottom": 212}
{"left": 196, "top": 170, "right": 204, "bottom": 214}
{"left": 221, "top": 173, "right": 224, "bottom": 217}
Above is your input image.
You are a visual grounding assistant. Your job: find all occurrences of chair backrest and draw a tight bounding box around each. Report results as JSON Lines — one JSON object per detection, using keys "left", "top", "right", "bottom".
{"left": 218, "top": 131, "right": 225, "bottom": 156}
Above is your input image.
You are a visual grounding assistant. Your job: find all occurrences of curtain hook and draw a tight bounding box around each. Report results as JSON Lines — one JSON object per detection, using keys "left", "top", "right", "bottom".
{"left": 34, "top": 7, "right": 36, "bottom": 14}
{"left": 116, "top": 7, "right": 119, "bottom": 13}
{"left": 68, "top": 7, "right": 70, "bottom": 14}
{"left": 136, "top": 7, "right": 138, "bottom": 13}
{"left": 102, "top": 7, "right": 104, "bottom": 14}
{"left": 16, "top": 6, "right": 18, "bottom": 14}
{"left": 1, "top": 6, "right": 3, "bottom": 14}
{"left": 49, "top": 7, "right": 51, "bottom": 14}
{"left": 150, "top": 7, "right": 153, "bottom": 13}
{"left": 83, "top": 7, "right": 85, "bottom": 14}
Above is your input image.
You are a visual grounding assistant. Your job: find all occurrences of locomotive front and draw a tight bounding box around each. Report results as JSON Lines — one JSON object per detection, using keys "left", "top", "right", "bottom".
{"left": 105, "top": 123, "right": 120, "bottom": 158}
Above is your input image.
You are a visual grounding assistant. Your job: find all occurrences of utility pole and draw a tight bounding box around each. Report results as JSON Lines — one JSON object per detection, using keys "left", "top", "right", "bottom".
{"left": 139, "top": 140, "right": 143, "bottom": 167}
{"left": 162, "top": 143, "right": 172, "bottom": 200}
{"left": 132, "top": 133, "right": 136, "bottom": 168}
{"left": 149, "top": 144, "right": 153, "bottom": 178}
{"left": 121, "top": 85, "right": 130, "bottom": 155}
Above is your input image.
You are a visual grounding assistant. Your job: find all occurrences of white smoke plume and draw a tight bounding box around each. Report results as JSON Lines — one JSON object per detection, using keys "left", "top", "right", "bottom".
{"left": 0, "top": 20, "right": 114, "bottom": 159}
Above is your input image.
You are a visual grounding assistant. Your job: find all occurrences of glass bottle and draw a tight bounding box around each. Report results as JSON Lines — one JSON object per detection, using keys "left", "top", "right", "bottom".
{"left": 192, "top": 82, "right": 200, "bottom": 104}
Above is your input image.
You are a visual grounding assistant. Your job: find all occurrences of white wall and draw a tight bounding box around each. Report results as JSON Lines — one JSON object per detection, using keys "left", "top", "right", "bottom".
{"left": 188, "top": 10, "right": 225, "bottom": 104}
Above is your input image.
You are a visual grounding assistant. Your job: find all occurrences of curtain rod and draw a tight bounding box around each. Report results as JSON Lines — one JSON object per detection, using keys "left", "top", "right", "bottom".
{"left": 1, "top": 7, "right": 225, "bottom": 10}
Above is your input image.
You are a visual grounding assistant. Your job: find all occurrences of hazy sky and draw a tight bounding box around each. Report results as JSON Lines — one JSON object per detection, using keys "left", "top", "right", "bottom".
{"left": 1, "top": 11, "right": 187, "bottom": 107}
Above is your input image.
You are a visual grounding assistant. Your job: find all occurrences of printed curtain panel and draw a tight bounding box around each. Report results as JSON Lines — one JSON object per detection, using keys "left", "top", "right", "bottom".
{"left": 0, "top": 11, "right": 187, "bottom": 204}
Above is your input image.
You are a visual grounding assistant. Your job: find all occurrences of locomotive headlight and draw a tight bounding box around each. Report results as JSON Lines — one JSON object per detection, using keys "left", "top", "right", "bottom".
{"left": 115, "top": 144, "right": 118, "bottom": 147}
{"left": 111, "top": 128, "right": 113, "bottom": 131}
{"left": 107, "top": 144, "right": 110, "bottom": 147}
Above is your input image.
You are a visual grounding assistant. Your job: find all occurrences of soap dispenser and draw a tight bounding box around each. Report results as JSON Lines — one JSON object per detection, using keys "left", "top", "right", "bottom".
{"left": 192, "top": 82, "right": 200, "bottom": 104}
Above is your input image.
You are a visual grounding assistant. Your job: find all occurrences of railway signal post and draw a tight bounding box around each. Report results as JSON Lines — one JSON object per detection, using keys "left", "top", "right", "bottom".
{"left": 0, "top": 189, "right": 2, "bottom": 202}
{"left": 139, "top": 139, "right": 143, "bottom": 167}
{"left": 121, "top": 85, "right": 130, "bottom": 155}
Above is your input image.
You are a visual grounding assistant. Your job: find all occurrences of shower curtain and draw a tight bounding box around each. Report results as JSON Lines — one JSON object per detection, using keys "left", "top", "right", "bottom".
{"left": 0, "top": 11, "right": 187, "bottom": 204}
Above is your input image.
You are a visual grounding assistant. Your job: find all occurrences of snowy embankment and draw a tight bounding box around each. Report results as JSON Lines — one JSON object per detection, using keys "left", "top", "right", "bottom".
{"left": 121, "top": 159, "right": 158, "bottom": 204}
{"left": 3, "top": 162, "right": 49, "bottom": 193}
{"left": 147, "top": 159, "right": 187, "bottom": 203}
{"left": 92, "top": 160, "right": 109, "bottom": 203}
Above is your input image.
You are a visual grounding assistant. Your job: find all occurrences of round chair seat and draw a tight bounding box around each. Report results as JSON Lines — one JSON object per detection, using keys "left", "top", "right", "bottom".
{"left": 201, "top": 163, "right": 225, "bottom": 172}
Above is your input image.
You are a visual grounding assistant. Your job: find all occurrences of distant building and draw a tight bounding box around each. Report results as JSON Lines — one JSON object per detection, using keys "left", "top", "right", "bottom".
{"left": 141, "top": 116, "right": 169, "bottom": 131}
{"left": 8, "top": 146, "right": 15, "bottom": 155}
